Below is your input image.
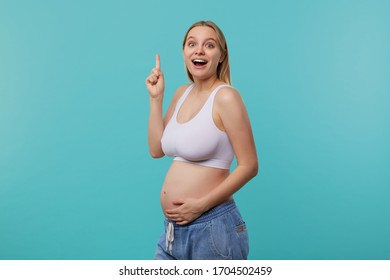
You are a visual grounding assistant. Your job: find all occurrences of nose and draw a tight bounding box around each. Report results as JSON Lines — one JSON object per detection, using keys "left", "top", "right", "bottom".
{"left": 195, "top": 45, "right": 205, "bottom": 55}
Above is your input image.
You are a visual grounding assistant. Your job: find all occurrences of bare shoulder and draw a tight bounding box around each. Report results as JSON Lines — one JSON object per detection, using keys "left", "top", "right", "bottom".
{"left": 163, "top": 84, "right": 192, "bottom": 124}
{"left": 215, "top": 86, "right": 244, "bottom": 108}
{"left": 171, "top": 84, "right": 191, "bottom": 102}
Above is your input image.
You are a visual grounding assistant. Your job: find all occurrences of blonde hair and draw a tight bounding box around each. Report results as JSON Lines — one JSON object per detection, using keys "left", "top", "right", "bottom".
{"left": 182, "top": 20, "right": 231, "bottom": 85}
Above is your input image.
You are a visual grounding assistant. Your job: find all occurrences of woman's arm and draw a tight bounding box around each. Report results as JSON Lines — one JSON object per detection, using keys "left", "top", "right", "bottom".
{"left": 146, "top": 55, "right": 165, "bottom": 158}
{"left": 166, "top": 87, "right": 258, "bottom": 225}
{"left": 148, "top": 96, "right": 165, "bottom": 158}
{"left": 145, "top": 55, "right": 188, "bottom": 158}
{"left": 202, "top": 87, "right": 258, "bottom": 207}
{"left": 148, "top": 86, "right": 187, "bottom": 158}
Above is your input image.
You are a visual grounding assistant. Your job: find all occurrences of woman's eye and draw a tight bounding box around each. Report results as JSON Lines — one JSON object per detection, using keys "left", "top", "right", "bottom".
{"left": 206, "top": 43, "right": 214, "bottom": 48}
{"left": 188, "top": 42, "right": 195, "bottom": 47}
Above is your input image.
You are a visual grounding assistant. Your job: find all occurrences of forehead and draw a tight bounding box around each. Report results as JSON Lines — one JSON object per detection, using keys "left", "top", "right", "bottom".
{"left": 186, "top": 26, "right": 217, "bottom": 40}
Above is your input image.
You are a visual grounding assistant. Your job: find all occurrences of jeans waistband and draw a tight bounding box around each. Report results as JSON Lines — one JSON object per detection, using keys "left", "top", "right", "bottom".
{"left": 167, "top": 200, "right": 237, "bottom": 226}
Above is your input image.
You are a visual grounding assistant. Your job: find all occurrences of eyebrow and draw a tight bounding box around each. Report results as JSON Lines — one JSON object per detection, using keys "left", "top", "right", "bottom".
{"left": 186, "top": 36, "right": 217, "bottom": 43}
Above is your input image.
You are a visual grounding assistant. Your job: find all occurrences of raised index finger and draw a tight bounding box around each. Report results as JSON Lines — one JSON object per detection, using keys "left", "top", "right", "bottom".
{"left": 155, "top": 54, "right": 160, "bottom": 70}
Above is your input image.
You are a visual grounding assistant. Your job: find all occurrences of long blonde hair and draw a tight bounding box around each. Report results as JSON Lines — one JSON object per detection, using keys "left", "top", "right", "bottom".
{"left": 182, "top": 20, "right": 231, "bottom": 85}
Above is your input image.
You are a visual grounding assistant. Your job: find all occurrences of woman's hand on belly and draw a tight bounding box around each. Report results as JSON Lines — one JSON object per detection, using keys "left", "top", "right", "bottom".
{"left": 164, "top": 197, "right": 206, "bottom": 225}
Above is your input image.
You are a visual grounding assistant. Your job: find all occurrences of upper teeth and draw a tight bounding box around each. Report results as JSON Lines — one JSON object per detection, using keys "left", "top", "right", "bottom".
{"left": 193, "top": 59, "right": 206, "bottom": 63}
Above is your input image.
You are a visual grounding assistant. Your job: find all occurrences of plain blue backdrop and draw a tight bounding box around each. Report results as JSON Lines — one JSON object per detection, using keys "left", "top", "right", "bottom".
{"left": 0, "top": 0, "right": 389, "bottom": 259}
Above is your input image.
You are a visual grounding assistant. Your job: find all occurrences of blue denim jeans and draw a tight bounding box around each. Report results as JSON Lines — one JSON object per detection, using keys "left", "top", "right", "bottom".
{"left": 153, "top": 200, "right": 249, "bottom": 260}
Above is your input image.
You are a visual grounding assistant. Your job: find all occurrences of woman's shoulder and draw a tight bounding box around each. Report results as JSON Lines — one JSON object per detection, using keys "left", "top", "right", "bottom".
{"left": 176, "top": 83, "right": 193, "bottom": 94}
{"left": 215, "top": 84, "right": 242, "bottom": 105}
{"left": 164, "top": 84, "right": 193, "bottom": 123}
{"left": 214, "top": 85, "right": 248, "bottom": 121}
{"left": 171, "top": 83, "right": 193, "bottom": 101}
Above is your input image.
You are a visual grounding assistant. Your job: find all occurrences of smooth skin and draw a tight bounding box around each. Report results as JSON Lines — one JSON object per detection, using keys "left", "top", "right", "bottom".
{"left": 146, "top": 26, "right": 258, "bottom": 225}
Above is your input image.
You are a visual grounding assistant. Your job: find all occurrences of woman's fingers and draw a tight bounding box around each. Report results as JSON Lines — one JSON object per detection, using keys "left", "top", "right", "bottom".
{"left": 145, "top": 54, "right": 164, "bottom": 98}
{"left": 156, "top": 54, "right": 160, "bottom": 70}
{"left": 146, "top": 69, "right": 159, "bottom": 85}
{"left": 152, "top": 68, "right": 160, "bottom": 77}
{"left": 146, "top": 66, "right": 161, "bottom": 84}
{"left": 145, "top": 75, "right": 156, "bottom": 85}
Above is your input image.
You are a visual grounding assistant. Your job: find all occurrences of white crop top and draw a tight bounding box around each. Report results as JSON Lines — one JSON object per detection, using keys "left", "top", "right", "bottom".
{"left": 161, "top": 84, "right": 234, "bottom": 169}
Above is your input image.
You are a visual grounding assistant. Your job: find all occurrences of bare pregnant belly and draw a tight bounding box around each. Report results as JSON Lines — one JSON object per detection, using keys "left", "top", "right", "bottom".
{"left": 160, "top": 161, "right": 229, "bottom": 214}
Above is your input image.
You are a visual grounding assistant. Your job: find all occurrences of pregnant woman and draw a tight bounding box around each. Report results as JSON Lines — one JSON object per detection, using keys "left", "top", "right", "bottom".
{"left": 145, "top": 20, "right": 258, "bottom": 260}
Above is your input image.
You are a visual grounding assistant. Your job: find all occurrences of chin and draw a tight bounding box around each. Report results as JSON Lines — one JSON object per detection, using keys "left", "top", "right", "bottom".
{"left": 189, "top": 70, "right": 213, "bottom": 80}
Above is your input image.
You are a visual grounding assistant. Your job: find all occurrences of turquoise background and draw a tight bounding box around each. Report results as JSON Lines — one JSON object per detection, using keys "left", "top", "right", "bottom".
{"left": 1, "top": 0, "right": 389, "bottom": 259}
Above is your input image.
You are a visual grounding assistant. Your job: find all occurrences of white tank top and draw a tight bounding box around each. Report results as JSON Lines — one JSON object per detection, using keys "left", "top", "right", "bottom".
{"left": 161, "top": 84, "right": 234, "bottom": 169}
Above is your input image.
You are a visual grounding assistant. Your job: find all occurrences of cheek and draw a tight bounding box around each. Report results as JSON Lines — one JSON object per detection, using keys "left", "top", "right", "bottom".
{"left": 209, "top": 50, "right": 222, "bottom": 63}
{"left": 183, "top": 47, "right": 193, "bottom": 57}
{"left": 183, "top": 50, "right": 194, "bottom": 64}
{"left": 210, "top": 53, "right": 222, "bottom": 68}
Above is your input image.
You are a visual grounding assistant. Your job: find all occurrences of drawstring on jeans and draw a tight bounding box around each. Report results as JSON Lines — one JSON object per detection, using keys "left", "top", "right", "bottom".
{"left": 166, "top": 222, "right": 174, "bottom": 254}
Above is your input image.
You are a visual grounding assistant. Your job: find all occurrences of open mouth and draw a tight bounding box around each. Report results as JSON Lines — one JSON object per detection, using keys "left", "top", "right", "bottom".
{"left": 192, "top": 59, "right": 208, "bottom": 66}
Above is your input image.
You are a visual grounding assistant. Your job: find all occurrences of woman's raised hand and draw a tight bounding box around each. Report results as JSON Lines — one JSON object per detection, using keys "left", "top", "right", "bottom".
{"left": 145, "top": 54, "right": 165, "bottom": 98}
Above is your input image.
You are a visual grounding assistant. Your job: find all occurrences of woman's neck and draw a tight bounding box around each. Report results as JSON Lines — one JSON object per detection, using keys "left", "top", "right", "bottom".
{"left": 192, "top": 75, "right": 220, "bottom": 94}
